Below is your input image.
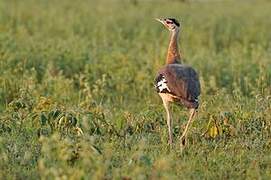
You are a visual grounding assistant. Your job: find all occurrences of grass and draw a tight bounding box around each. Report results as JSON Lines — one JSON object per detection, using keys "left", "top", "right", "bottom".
{"left": 0, "top": 0, "right": 270, "bottom": 179}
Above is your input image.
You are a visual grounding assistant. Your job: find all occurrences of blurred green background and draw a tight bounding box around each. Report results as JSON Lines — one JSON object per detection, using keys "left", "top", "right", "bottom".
{"left": 0, "top": 0, "right": 270, "bottom": 179}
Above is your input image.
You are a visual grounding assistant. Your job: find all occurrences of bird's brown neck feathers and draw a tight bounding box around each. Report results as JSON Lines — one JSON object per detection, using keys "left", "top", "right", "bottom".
{"left": 166, "top": 30, "right": 181, "bottom": 64}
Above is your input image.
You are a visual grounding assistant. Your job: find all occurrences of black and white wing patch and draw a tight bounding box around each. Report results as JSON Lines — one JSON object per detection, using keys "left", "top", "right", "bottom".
{"left": 155, "top": 74, "right": 171, "bottom": 93}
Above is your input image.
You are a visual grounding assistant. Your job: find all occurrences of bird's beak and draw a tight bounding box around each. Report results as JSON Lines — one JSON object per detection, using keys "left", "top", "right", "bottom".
{"left": 155, "top": 18, "right": 164, "bottom": 24}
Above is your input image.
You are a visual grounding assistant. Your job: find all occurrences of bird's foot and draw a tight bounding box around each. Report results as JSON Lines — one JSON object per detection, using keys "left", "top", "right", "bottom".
{"left": 168, "top": 138, "right": 173, "bottom": 148}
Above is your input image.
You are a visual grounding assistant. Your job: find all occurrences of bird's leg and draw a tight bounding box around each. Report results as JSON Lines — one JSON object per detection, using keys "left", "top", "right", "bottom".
{"left": 180, "top": 108, "right": 196, "bottom": 147}
{"left": 162, "top": 100, "right": 173, "bottom": 146}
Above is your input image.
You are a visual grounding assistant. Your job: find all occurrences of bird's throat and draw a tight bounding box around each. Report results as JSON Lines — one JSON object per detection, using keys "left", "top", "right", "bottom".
{"left": 166, "top": 30, "right": 181, "bottom": 64}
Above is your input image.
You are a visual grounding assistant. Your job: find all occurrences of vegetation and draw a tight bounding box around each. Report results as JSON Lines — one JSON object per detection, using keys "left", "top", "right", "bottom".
{"left": 0, "top": 0, "right": 270, "bottom": 179}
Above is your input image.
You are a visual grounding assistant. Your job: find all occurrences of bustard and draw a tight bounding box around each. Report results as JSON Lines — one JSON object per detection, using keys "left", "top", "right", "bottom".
{"left": 154, "top": 18, "right": 201, "bottom": 148}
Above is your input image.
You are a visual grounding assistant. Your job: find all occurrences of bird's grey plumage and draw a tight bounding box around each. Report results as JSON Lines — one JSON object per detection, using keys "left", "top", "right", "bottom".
{"left": 155, "top": 64, "right": 200, "bottom": 109}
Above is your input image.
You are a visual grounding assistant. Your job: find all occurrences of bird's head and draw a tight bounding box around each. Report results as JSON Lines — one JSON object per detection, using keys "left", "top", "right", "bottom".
{"left": 155, "top": 18, "right": 180, "bottom": 32}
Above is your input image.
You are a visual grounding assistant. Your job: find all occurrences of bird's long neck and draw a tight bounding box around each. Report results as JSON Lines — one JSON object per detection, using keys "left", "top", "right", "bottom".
{"left": 166, "top": 30, "right": 181, "bottom": 64}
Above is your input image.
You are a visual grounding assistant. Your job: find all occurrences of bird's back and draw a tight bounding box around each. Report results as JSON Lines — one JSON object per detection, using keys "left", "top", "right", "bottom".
{"left": 155, "top": 64, "right": 200, "bottom": 108}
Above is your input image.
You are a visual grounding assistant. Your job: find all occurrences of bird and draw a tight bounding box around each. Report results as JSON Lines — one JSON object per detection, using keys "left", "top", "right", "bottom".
{"left": 154, "top": 18, "right": 201, "bottom": 148}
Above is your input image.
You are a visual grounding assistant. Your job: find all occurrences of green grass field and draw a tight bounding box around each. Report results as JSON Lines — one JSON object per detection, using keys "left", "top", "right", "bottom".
{"left": 0, "top": 0, "right": 270, "bottom": 179}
